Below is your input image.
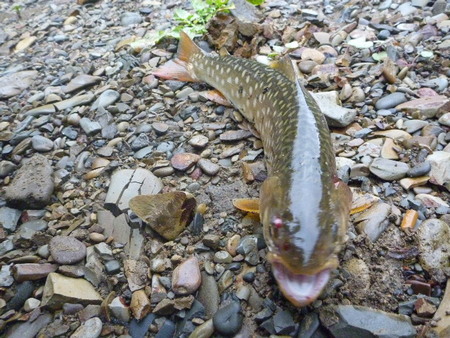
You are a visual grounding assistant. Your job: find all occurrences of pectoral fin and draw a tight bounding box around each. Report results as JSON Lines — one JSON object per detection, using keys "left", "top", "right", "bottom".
{"left": 199, "top": 90, "right": 232, "bottom": 106}
{"left": 233, "top": 198, "right": 260, "bottom": 214}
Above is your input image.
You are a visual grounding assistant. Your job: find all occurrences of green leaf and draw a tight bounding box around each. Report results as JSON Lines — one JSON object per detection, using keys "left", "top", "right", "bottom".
{"left": 372, "top": 51, "right": 388, "bottom": 62}
{"left": 246, "top": 0, "right": 265, "bottom": 5}
{"left": 174, "top": 9, "right": 190, "bottom": 20}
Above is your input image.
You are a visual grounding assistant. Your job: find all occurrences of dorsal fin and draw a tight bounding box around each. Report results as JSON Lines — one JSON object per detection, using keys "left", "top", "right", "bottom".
{"left": 270, "top": 55, "right": 299, "bottom": 82}
{"left": 178, "top": 31, "right": 204, "bottom": 63}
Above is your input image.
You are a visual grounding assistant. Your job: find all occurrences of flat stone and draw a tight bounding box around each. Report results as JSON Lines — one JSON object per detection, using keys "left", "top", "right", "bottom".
{"left": 416, "top": 219, "right": 450, "bottom": 282}
{"left": 31, "top": 135, "right": 53, "bottom": 152}
{"left": 24, "top": 298, "right": 41, "bottom": 312}
{"left": 50, "top": 236, "right": 86, "bottom": 264}
{"left": 70, "top": 317, "right": 102, "bottom": 338}
{"left": 129, "top": 192, "right": 196, "bottom": 241}
{"left": 53, "top": 93, "right": 95, "bottom": 111}
{"left": 428, "top": 279, "right": 450, "bottom": 337}
{"left": 426, "top": 151, "right": 450, "bottom": 190}
{"left": 0, "top": 70, "right": 38, "bottom": 99}
{"left": 220, "top": 130, "right": 253, "bottom": 141}
{"left": 369, "top": 158, "right": 409, "bottom": 181}
{"left": 5, "top": 154, "right": 54, "bottom": 209}
{"left": 80, "top": 118, "right": 102, "bottom": 136}
{"left": 198, "top": 158, "right": 220, "bottom": 176}
{"left": 6, "top": 281, "right": 34, "bottom": 311}
{"left": 438, "top": 112, "right": 450, "bottom": 126}
{"left": 0, "top": 207, "right": 21, "bottom": 232}
{"left": 354, "top": 202, "right": 391, "bottom": 242}
{"left": 319, "top": 305, "right": 415, "bottom": 338}
{"left": 189, "top": 134, "right": 209, "bottom": 148}
{"left": 0, "top": 160, "right": 17, "bottom": 178}
{"left": 41, "top": 273, "right": 102, "bottom": 309}
{"left": 172, "top": 256, "right": 201, "bottom": 295}
{"left": 121, "top": 12, "right": 143, "bottom": 26}
{"left": 62, "top": 74, "right": 101, "bottom": 93}
{"left": 171, "top": 153, "right": 201, "bottom": 171}
{"left": 375, "top": 92, "right": 407, "bottom": 110}
{"left": 5, "top": 314, "right": 52, "bottom": 338}
{"left": 104, "top": 168, "right": 163, "bottom": 216}
{"left": 273, "top": 310, "right": 296, "bottom": 335}
{"left": 109, "top": 296, "right": 131, "bottom": 322}
{"left": 130, "top": 289, "right": 151, "bottom": 320}
{"left": 408, "top": 161, "right": 431, "bottom": 177}
{"left": 396, "top": 95, "right": 450, "bottom": 118}
{"left": 197, "top": 272, "right": 220, "bottom": 318}
{"left": 213, "top": 302, "right": 243, "bottom": 336}
{"left": 91, "top": 89, "right": 120, "bottom": 110}
{"left": 311, "top": 91, "right": 356, "bottom": 127}
{"left": 13, "top": 263, "right": 58, "bottom": 282}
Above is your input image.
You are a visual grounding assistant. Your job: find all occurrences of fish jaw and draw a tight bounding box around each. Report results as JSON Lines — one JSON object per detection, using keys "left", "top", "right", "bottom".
{"left": 271, "top": 260, "right": 331, "bottom": 307}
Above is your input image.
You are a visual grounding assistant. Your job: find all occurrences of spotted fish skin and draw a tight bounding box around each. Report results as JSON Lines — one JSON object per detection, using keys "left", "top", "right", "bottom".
{"left": 154, "top": 32, "right": 352, "bottom": 306}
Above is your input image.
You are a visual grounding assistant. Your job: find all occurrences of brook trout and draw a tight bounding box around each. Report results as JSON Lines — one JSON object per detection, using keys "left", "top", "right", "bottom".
{"left": 154, "top": 32, "right": 352, "bottom": 306}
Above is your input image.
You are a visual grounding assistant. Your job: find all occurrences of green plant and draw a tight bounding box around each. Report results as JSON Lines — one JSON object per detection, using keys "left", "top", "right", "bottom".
{"left": 168, "top": 0, "right": 234, "bottom": 39}
{"left": 11, "top": 4, "right": 23, "bottom": 19}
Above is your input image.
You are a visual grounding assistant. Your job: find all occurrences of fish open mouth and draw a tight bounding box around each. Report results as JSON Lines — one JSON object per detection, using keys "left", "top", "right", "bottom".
{"left": 271, "top": 261, "right": 331, "bottom": 307}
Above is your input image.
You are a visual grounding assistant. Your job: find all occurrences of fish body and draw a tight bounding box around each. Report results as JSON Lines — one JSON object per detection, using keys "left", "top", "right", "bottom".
{"left": 154, "top": 32, "right": 352, "bottom": 306}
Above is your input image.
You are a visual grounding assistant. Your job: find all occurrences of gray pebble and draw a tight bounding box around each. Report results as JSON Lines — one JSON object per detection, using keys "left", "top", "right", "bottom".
{"left": 407, "top": 161, "right": 431, "bottom": 177}
{"left": 121, "top": 12, "right": 143, "bottom": 26}
{"left": 105, "top": 260, "right": 121, "bottom": 274}
{"left": 50, "top": 236, "right": 86, "bottom": 264}
{"left": 31, "top": 135, "right": 53, "bottom": 152}
{"left": 62, "top": 126, "right": 78, "bottom": 140}
{"left": 375, "top": 92, "right": 407, "bottom": 110}
{"left": 0, "top": 161, "right": 17, "bottom": 178}
{"left": 213, "top": 301, "right": 243, "bottom": 336}
{"left": 80, "top": 118, "right": 101, "bottom": 136}
{"left": 131, "top": 133, "right": 150, "bottom": 150}
{"left": 198, "top": 159, "right": 220, "bottom": 176}
{"left": 369, "top": 158, "right": 409, "bottom": 180}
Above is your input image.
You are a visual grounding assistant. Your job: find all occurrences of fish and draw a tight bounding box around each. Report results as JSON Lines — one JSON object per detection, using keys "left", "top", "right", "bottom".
{"left": 153, "top": 32, "right": 352, "bottom": 307}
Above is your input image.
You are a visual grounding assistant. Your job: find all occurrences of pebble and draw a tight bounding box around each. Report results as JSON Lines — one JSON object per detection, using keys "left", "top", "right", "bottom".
{"left": 171, "top": 153, "right": 201, "bottom": 171}
{"left": 172, "top": 256, "right": 201, "bottom": 295}
{"left": 213, "top": 301, "right": 243, "bottom": 336}
{"left": 4, "top": 154, "right": 54, "bottom": 209}
{"left": 120, "top": 12, "right": 143, "bottom": 26}
{"left": 189, "top": 134, "right": 209, "bottom": 148}
{"left": 426, "top": 151, "right": 450, "bottom": 189}
{"left": 198, "top": 158, "right": 220, "bottom": 176}
{"left": 319, "top": 305, "right": 415, "bottom": 337}
{"left": 23, "top": 298, "right": 40, "bottom": 312}
{"left": 416, "top": 219, "right": 450, "bottom": 282}
{"left": 80, "top": 118, "right": 102, "bottom": 136}
{"left": 0, "top": 207, "right": 22, "bottom": 232}
{"left": 91, "top": 89, "right": 120, "bottom": 110}
{"left": 31, "top": 135, "right": 53, "bottom": 152}
{"left": 70, "top": 317, "right": 103, "bottom": 338}
{"left": 49, "top": 236, "right": 87, "bottom": 264}
{"left": 354, "top": 202, "right": 391, "bottom": 242}
{"left": 375, "top": 92, "right": 407, "bottom": 110}
{"left": 407, "top": 161, "right": 431, "bottom": 177}
{"left": 369, "top": 158, "right": 410, "bottom": 181}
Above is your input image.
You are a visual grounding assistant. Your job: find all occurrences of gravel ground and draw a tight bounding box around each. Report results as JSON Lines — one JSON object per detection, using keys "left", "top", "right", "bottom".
{"left": 0, "top": 0, "right": 449, "bottom": 337}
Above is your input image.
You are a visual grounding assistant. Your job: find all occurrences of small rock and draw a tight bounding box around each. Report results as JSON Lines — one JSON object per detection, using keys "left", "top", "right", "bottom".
{"left": 31, "top": 135, "right": 53, "bottom": 152}
{"left": 311, "top": 91, "right": 356, "bottom": 127}
{"left": 91, "top": 90, "right": 120, "bottom": 110}
{"left": 171, "top": 153, "right": 201, "bottom": 171}
{"left": 273, "top": 310, "right": 296, "bottom": 335}
{"left": 375, "top": 92, "right": 407, "bottom": 110}
{"left": 70, "top": 317, "right": 103, "bottom": 338}
{"left": 428, "top": 279, "right": 450, "bottom": 336}
{"left": 396, "top": 95, "right": 450, "bottom": 118}
{"left": 62, "top": 75, "right": 101, "bottom": 93}
{"left": 414, "top": 298, "right": 437, "bottom": 318}
{"left": 23, "top": 298, "right": 41, "bottom": 312}
{"left": 80, "top": 118, "right": 102, "bottom": 136}
{"left": 189, "top": 134, "right": 209, "bottom": 148}
{"left": 121, "top": 12, "right": 143, "bottom": 26}
{"left": 220, "top": 130, "right": 253, "bottom": 141}
{"left": 50, "top": 236, "right": 86, "bottom": 264}
{"left": 319, "top": 305, "right": 415, "bottom": 338}
{"left": 109, "top": 296, "right": 131, "bottom": 322}
{"left": 369, "top": 158, "right": 409, "bottom": 181}
{"left": 213, "top": 302, "right": 243, "bottom": 336}
{"left": 0, "top": 207, "right": 21, "bottom": 232}
{"left": 41, "top": 273, "right": 102, "bottom": 309}
{"left": 198, "top": 159, "right": 220, "bottom": 176}
{"left": 0, "top": 160, "right": 17, "bottom": 178}
{"left": 131, "top": 289, "right": 151, "bottom": 320}
{"left": 354, "top": 202, "right": 391, "bottom": 242}
{"left": 426, "top": 151, "right": 450, "bottom": 190}
{"left": 5, "top": 154, "right": 54, "bottom": 209}
{"left": 13, "top": 263, "right": 58, "bottom": 282}
{"left": 172, "top": 256, "right": 201, "bottom": 295}
{"left": 408, "top": 161, "right": 431, "bottom": 177}
{"left": 416, "top": 219, "right": 450, "bottom": 282}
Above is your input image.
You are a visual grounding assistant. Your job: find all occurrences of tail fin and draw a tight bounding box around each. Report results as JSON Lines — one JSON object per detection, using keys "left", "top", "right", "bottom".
{"left": 152, "top": 31, "right": 203, "bottom": 82}
{"left": 178, "top": 31, "right": 203, "bottom": 63}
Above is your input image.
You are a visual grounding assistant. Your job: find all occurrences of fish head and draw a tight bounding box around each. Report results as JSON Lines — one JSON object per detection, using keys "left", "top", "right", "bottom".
{"left": 260, "top": 176, "right": 351, "bottom": 307}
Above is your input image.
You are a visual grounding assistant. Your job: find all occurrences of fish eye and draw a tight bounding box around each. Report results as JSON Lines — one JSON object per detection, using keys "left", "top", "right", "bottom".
{"left": 271, "top": 216, "right": 283, "bottom": 229}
